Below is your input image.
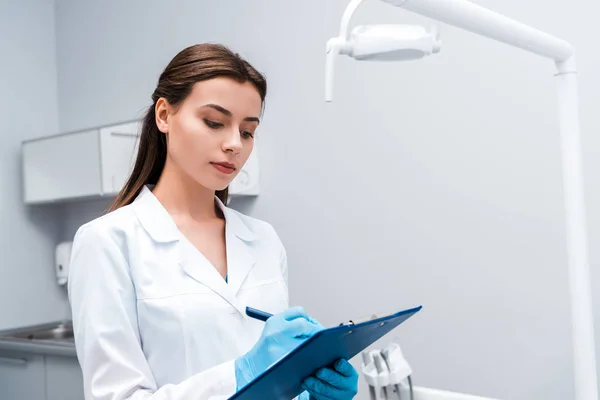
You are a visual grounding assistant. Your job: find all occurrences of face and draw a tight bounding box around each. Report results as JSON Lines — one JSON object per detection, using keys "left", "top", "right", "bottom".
{"left": 155, "top": 77, "right": 262, "bottom": 191}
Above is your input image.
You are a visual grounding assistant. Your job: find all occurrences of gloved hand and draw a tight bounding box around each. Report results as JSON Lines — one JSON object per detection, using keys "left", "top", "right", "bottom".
{"left": 301, "top": 359, "right": 359, "bottom": 400}
{"left": 235, "top": 306, "right": 322, "bottom": 390}
{"left": 298, "top": 318, "right": 358, "bottom": 399}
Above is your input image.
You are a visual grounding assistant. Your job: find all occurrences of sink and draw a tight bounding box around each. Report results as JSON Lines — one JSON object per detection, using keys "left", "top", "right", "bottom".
{"left": 1, "top": 321, "right": 74, "bottom": 343}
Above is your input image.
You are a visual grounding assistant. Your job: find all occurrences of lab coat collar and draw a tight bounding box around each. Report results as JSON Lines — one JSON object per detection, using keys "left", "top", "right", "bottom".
{"left": 132, "top": 185, "right": 256, "bottom": 244}
{"left": 132, "top": 185, "right": 256, "bottom": 314}
{"left": 179, "top": 227, "right": 255, "bottom": 315}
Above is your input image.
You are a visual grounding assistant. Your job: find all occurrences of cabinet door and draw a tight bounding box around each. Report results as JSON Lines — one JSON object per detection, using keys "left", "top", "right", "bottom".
{"left": 0, "top": 351, "right": 45, "bottom": 400}
{"left": 45, "top": 355, "right": 84, "bottom": 400}
{"left": 229, "top": 144, "right": 259, "bottom": 196}
{"left": 23, "top": 129, "right": 102, "bottom": 203}
{"left": 99, "top": 122, "right": 140, "bottom": 194}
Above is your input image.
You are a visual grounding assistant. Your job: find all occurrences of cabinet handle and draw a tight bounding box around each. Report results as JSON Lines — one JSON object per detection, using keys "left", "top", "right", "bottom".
{"left": 110, "top": 132, "right": 138, "bottom": 137}
{"left": 0, "top": 356, "right": 28, "bottom": 366}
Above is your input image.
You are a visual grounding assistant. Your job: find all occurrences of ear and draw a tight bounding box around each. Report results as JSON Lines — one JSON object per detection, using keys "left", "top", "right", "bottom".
{"left": 155, "top": 98, "right": 171, "bottom": 134}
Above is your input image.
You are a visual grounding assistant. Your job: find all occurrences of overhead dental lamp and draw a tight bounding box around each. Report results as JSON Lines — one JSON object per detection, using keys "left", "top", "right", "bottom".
{"left": 326, "top": 0, "right": 442, "bottom": 101}
{"left": 326, "top": 21, "right": 441, "bottom": 100}
{"left": 326, "top": 1, "right": 598, "bottom": 400}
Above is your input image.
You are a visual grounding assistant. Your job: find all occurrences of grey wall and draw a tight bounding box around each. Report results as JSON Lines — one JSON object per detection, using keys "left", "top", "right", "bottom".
{"left": 53, "top": 0, "right": 600, "bottom": 399}
{"left": 0, "top": 0, "right": 69, "bottom": 330}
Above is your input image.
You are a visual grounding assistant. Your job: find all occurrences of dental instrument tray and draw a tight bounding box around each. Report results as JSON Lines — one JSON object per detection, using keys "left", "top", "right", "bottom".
{"left": 228, "top": 305, "right": 422, "bottom": 400}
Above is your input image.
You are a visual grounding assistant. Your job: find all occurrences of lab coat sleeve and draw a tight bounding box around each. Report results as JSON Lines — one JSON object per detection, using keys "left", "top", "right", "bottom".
{"left": 68, "top": 223, "right": 237, "bottom": 400}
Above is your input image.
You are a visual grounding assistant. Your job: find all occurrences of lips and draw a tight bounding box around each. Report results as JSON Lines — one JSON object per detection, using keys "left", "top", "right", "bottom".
{"left": 211, "top": 162, "right": 236, "bottom": 174}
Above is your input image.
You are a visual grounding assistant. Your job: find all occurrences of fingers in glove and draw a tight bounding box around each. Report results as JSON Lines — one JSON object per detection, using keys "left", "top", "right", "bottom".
{"left": 286, "top": 317, "right": 321, "bottom": 338}
{"left": 281, "top": 306, "right": 310, "bottom": 321}
{"left": 314, "top": 366, "right": 355, "bottom": 391}
{"left": 280, "top": 306, "right": 324, "bottom": 326}
{"left": 302, "top": 376, "right": 353, "bottom": 400}
{"left": 333, "top": 359, "right": 358, "bottom": 378}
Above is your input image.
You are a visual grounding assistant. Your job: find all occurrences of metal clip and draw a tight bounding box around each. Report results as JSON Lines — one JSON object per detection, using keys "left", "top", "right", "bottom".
{"left": 339, "top": 313, "right": 381, "bottom": 327}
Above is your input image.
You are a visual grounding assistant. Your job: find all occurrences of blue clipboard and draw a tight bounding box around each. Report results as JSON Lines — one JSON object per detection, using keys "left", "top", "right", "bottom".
{"left": 228, "top": 305, "right": 422, "bottom": 400}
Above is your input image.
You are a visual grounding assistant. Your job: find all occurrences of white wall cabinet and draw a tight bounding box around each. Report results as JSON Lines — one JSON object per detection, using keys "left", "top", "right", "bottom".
{"left": 45, "top": 355, "right": 84, "bottom": 400}
{"left": 229, "top": 144, "right": 259, "bottom": 197}
{"left": 22, "top": 121, "right": 140, "bottom": 204}
{"left": 0, "top": 351, "right": 46, "bottom": 400}
{"left": 22, "top": 119, "right": 260, "bottom": 205}
{"left": 0, "top": 351, "right": 84, "bottom": 400}
{"left": 99, "top": 122, "right": 140, "bottom": 195}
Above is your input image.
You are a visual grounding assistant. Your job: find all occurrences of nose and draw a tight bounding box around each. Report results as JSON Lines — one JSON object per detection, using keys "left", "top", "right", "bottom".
{"left": 222, "top": 127, "right": 243, "bottom": 154}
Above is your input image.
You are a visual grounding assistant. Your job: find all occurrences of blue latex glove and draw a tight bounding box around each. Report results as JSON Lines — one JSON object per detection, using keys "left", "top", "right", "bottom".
{"left": 301, "top": 359, "right": 359, "bottom": 400}
{"left": 235, "top": 306, "right": 322, "bottom": 390}
{"left": 299, "top": 318, "right": 358, "bottom": 399}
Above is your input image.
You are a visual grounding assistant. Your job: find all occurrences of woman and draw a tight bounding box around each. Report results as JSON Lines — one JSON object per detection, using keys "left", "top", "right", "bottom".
{"left": 68, "top": 43, "right": 359, "bottom": 400}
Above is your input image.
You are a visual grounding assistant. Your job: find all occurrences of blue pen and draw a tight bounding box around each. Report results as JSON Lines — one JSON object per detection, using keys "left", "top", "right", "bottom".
{"left": 246, "top": 306, "right": 273, "bottom": 322}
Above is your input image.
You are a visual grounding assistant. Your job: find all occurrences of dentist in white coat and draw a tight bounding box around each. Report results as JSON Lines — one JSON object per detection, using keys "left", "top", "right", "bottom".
{"left": 67, "top": 43, "right": 359, "bottom": 400}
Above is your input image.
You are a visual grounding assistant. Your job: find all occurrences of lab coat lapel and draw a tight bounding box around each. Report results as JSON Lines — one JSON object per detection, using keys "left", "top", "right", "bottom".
{"left": 178, "top": 240, "right": 246, "bottom": 315}
{"left": 179, "top": 198, "right": 257, "bottom": 315}
{"left": 216, "top": 197, "right": 257, "bottom": 297}
{"left": 226, "top": 228, "right": 256, "bottom": 297}
{"left": 133, "top": 185, "right": 257, "bottom": 315}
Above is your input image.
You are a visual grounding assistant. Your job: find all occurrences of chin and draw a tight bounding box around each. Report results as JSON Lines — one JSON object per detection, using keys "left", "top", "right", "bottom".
{"left": 200, "top": 178, "right": 232, "bottom": 192}
{"left": 194, "top": 170, "right": 237, "bottom": 192}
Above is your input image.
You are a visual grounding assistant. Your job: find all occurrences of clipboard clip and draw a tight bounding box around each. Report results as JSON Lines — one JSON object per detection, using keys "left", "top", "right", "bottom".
{"left": 339, "top": 314, "right": 381, "bottom": 327}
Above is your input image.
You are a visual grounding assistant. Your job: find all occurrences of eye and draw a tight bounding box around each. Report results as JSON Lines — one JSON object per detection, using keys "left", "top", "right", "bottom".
{"left": 241, "top": 131, "right": 254, "bottom": 139}
{"left": 204, "top": 119, "right": 223, "bottom": 129}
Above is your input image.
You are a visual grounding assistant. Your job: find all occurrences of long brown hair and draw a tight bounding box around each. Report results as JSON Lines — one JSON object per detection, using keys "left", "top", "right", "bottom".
{"left": 107, "top": 43, "right": 267, "bottom": 212}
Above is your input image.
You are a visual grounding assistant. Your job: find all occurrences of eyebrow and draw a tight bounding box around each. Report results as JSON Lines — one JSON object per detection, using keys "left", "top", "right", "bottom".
{"left": 202, "top": 103, "right": 260, "bottom": 123}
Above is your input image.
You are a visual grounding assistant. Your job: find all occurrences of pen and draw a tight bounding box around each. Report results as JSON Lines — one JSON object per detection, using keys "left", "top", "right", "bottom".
{"left": 246, "top": 306, "right": 273, "bottom": 322}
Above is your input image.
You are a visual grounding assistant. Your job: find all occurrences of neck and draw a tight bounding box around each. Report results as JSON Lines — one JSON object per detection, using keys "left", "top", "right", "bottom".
{"left": 152, "top": 158, "right": 219, "bottom": 221}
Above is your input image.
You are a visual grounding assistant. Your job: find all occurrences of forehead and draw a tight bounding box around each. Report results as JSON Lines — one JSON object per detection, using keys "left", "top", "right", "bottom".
{"left": 185, "top": 77, "right": 262, "bottom": 117}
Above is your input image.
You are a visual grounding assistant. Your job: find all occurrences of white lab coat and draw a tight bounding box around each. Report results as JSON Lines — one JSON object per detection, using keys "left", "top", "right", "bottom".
{"left": 68, "top": 185, "right": 290, "bottom": 400}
